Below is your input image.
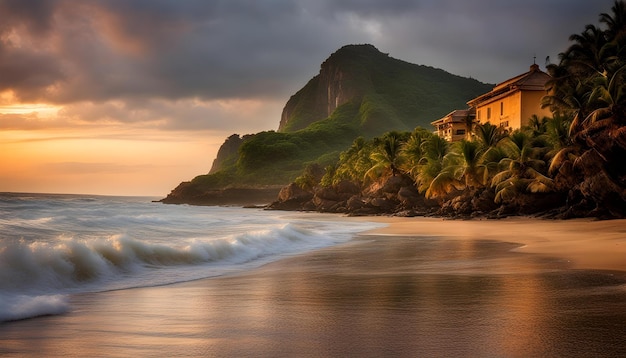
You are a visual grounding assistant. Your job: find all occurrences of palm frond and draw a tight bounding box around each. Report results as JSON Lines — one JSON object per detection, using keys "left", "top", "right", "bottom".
{"left": 549, "top": 147, "right": 579, "bottom": 174}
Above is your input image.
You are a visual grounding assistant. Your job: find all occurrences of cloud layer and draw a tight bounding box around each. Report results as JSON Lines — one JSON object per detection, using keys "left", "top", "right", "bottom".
{"left": 0, "top": 0, "right": 614, "bottom": 132}
{"left": 0, "top": 0, "right": 617, "bottom": 195}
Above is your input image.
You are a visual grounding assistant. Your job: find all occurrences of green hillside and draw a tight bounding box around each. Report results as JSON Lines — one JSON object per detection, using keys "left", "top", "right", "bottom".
{"left": 162, "top": 44, "right": 493, "bottom": 200}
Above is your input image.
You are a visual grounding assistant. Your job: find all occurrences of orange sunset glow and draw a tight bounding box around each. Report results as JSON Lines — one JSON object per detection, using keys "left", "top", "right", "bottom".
{"left": 1, "top": 96, "right": 282, "bottom": 195}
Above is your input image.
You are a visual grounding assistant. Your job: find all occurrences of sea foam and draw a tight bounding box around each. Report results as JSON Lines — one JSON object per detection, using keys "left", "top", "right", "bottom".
{"left": 0, "top": 223, "right": 345, "bottom": 322}
{"left": 0, "top": 294, "right": 69, "bottom": 322}
{"left": 0, "top": 194, "right": 382, "bottom": 322}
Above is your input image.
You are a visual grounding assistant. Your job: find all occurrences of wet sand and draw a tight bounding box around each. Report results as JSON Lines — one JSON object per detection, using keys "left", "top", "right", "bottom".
{"left": 2, "top": 217, "right": 626, "bottom": 357}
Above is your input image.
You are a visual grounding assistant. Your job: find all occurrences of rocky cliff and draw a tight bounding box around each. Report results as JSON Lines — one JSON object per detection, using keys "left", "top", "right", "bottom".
{"left": 278, "top": 45, "right": 375, "bottom": 132}
{"left": 209, "top": 133, "right": 252, "bottom": 174}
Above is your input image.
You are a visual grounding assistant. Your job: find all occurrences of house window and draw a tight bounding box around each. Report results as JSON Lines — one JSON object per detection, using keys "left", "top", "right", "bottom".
{"left": 500, "top": 102, "right": 504, "bottom": 116}
{"left": 487, "top": 108, "right": 491, "bottom": 120}
{"left": 456, "top": 129, "right": 466, "bottom": 135}
{"left": 477, "top": 110, "right": 481, "bottom": 120}
{"left": 500, "top": 121, "right": 509, "bottom": 128}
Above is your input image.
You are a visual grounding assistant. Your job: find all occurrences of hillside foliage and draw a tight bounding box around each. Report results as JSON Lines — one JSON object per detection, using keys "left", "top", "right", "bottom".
{"left": 180, "top": 45, "right": 492, "bottom": 191}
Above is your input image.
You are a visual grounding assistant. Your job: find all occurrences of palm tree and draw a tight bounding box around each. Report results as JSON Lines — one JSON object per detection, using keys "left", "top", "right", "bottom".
{"left": 543, "top": 114, "right": 579, "bottom": 185}
{"left": 417, "top": 135, "right": 455, "bottom": 198}
{"left": 563, "top": 24, "right": 611, "bottom": 76}
{"left": 526, "top": 115, "right": 549, "bottom": 137}
{"left": 365, "top": 131, "right": 407, "bottom": 180}
{"left": 542, "top": 23, "right": 609, "bottom": 137}
{"left": 474, "top": 122, "right": 507, "bottom": 149}
{"left": 446, "top": 140, "right": 488, "bottom": 190}
{"left": 472, "top": 122, "right": 508, "bottom": 176}
{"left": 600, "top": 0, "right": 626, "bottom": 45}
{"left": 491, "top": 132, "right": 554, "bottom": 203}
{"left": 333, "top": 136, "right": 373, "bottom": 185}
{"left": 540, "top": 1, "right": 626, "bottom": 213}
{"left": 576, "top": 63, "right": 626, "bottom": 185}
{"left": 544, "top": 114, "right": 573, "bottom": 152}
{"left": 399, "top": 128, "right": 432, "bottom": 180}
{"left": 541, "top": 68, "right": 590, "bottom": 138}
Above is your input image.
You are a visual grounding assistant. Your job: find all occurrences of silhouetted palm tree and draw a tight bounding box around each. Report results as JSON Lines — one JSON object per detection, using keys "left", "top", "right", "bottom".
{"left": 526, "top": 115, "right": 549, "bottom": 136}
{"left": 541, "top": 0, "right": 626, "bottom": 207}
{"left": 600, "top": 0, "right": 626, "bottom": 43}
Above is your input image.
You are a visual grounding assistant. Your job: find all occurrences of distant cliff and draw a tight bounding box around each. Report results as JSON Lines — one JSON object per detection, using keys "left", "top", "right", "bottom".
{"left": 209, "top": 133, "right": 252, "bottom": 174}
{"left": 162, "top": 44, "right": 492, "bottom": 205}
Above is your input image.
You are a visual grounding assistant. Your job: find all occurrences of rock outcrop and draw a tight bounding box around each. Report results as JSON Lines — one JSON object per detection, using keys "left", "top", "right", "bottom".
{"left": 278, "top": 45, "right": 376, "bottom": 132}
{"left": 267, "top": 176, "right": 602, "bottom": 219}
{"left": 268, "top": 175, "right": 440, "bottom": 216}
{"left": 209, "top": 134, "right": 253, "bottom": 174}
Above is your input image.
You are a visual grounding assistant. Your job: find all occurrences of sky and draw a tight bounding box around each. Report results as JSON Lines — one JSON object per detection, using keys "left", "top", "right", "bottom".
{"left": 0, "top": 0, "right": 615, "bottom": 196}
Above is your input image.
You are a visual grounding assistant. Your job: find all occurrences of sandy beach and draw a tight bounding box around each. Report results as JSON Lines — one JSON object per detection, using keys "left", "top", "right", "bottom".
{"left": 365, "top": 216, "right": 626, "bottom": 272}
{"left": 2, "top": 216, "right": 626, "bottom": 357}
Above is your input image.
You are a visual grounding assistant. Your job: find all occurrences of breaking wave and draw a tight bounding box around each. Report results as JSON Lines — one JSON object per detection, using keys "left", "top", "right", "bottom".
{"left": 0, "top": 193, "right": 383, "bottom": 322}
{"left": 0, "top": 223, "right": 346, "bottom": 322}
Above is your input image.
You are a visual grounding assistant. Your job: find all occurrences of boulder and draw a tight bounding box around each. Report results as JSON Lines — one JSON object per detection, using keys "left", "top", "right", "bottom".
{"left": 369, "top": 197, "right": 397, "bottom": 212}
{"left": 278, "top": 183, "right": 313, "bottom": 202}
{"left": 315, "top": 187, "right": 340, "bottom": 201}
{"left": 397, "top": 185, "right": 420, "bottom": 203}
{"left": 334, "top": 180, "right": 361, "bottom": 200}
{"left": 267, "top": 183, "right": 313, "bottom": 210}
{"left": 381, "top": 175, "right": 405, "bottom": 194}
{"left": 346, "top": 195, "right": 365, "bottom": 211}
{"left": 470, "top": 188, "right": 498, "bottom": 213}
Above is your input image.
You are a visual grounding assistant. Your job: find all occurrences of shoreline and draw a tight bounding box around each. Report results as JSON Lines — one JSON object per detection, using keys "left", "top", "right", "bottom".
{"left": 3, "top": 214, "right": 626, "bottom": 357}
{"left": 352, "top": 215, "right": 626, "bottom": 272}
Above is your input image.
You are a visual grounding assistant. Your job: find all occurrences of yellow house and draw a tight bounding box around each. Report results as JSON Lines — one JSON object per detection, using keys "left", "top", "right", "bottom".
{"left": 467, "top": 64, "right": 552, "bottom": 130}
{"left": 431, "top": 109, "right": 474, "bottom": 142}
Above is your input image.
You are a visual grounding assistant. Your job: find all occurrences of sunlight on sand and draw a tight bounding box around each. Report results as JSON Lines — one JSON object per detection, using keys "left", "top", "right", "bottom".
{"left": 359, "top": 217, "right": 626, "bottom": 272}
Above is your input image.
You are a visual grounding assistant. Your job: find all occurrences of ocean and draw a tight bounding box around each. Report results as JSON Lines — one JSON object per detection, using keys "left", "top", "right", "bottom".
{"left": 0, "top": 192, "right": 381, "bottom": 322}
{"left": 3, "top": 193, "right": 626, "bottom": 357}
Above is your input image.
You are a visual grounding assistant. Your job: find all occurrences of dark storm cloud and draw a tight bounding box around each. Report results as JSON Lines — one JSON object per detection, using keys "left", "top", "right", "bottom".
{"left": 0, "top": 0, "right": 57, "bottom": 36}
{"left": 0, "top": 0, "right": 618, "bottom": 117}
{"left": 320, "top": 0, "right": 613, "bottom": 82}
{"left": 0, "top": 0, "right": 66, "bottom": 101}
{"left": 0, "top": 0, "right": 354, "bottom": 103}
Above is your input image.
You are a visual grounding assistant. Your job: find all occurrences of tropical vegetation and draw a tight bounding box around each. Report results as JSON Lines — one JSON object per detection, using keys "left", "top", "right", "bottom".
{"left": 164, "top": 45, "right": 492, "bottom": 196}
{"left": 167, "top": 2, "right": 625, "bottom": 218}
{"left": 279, "top": 1, "right": 626, "bottom": 218}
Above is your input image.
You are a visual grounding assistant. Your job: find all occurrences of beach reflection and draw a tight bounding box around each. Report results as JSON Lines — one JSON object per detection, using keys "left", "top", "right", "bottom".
{"left": 1, "top": 236, "right": 625, "bottom": 357}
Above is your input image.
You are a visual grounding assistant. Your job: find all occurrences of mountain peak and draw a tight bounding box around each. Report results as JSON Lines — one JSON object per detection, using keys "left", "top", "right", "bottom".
{"left": 329, "top": 43, "right": 382, "bottom": 57}
{"left": 278, "top": 44, "right": 491, "bottom": 133}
